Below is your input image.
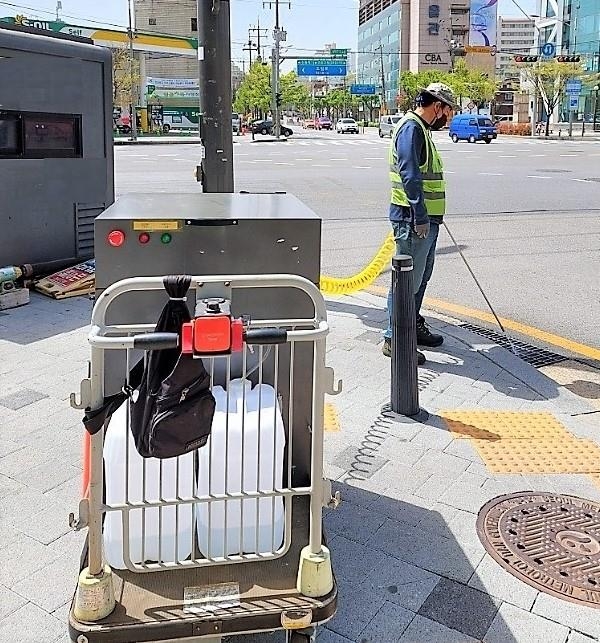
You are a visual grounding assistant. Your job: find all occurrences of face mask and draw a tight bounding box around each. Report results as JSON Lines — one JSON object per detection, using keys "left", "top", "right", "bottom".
{"left": 430, "top": 106, "right": 448, "bottom": 130}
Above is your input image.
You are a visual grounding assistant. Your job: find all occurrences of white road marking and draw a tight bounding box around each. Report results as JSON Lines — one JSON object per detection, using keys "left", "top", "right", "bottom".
{"left": 478, "top": 172, "right": 504, "bottom": 176}
{"left": 275, "top": 162, "right": 293, "bottom": 165}
{"left": 353, "top": 166, "right": 372, "bottom": 169}
{"left": 312, "top": 164, "right": 330, "bottom": 167}
{"left": 572, "top": 178, "right": 591, "bottom": 182}
{"left": 329, "top": 158, "right": 348, "bottom": 161}
{"left": 365, "top": 157, "right": 384, "bottom": 160}
{"left": 526, "top": 175, "right": 551, "bottom": 179}
{"left": 297, "top": 158, "right": 313, "bottom": 161}
{"left": 530, "top": 154, "right": 546, "bottom": 157}
{"left": 499, "top": 155, "right": 517, "bottom": 158}
{"left": 560, "top": 154, "right": 578, "bottom": 157}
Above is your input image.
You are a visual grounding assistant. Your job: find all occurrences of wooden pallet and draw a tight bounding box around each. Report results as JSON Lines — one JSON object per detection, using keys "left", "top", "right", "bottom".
{"left": 34, "top": 259, "right": 95, "bottom": 300}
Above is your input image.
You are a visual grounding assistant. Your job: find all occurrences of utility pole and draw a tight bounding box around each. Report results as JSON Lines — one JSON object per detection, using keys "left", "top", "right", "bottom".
{"left": 249, "top": 19, "right": 268, "bottom": 63}
{"left": 197, "top": 0, "right": 234, "bottom": 192}
{"left": 127, "top": 0, "right": 138, "bottom": 141}
{"left": 264, "top": 0, "right": 290, "bottom": 139}
{"left": 242, "top": 34, "right": 256, "bottom": 69}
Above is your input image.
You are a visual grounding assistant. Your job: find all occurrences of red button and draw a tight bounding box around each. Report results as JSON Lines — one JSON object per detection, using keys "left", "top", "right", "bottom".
{"left": 107, "top": 230, "right": 125, "bottom": 247}
{"left": 138, "top": 232, "right": 151, "bottom": 244}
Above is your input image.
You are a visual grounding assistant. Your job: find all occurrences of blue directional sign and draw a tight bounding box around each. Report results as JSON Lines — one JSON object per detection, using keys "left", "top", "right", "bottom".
{"left": 350, "top": 84, "right": 377, "bottom": 95}
{"left": 541, "top": 42, "right": 555, "bottom": 57}
{"left": 566, "top": 79, "right": 582, "bottom": 95}
{"left": 297, "top": 59, "right": 347, "bottom": 76}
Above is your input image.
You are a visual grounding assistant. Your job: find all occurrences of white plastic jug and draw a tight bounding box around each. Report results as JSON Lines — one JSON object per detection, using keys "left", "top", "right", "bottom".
{"left": 103, "top": 402, "right": 195, "bottom": 569}
{"left": 197, "top": 379, "right": 286, "bottom": 558}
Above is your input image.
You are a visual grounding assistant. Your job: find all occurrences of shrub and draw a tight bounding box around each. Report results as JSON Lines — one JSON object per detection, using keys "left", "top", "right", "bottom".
{"left": 496, "top": 122, "right": 531, "bottom": 136}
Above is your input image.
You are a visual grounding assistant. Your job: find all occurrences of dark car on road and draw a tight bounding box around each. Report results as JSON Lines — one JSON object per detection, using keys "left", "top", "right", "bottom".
{"left": 251, "top": 120, "right": 293, "bottom": 137}
{"left": 316, "top": 116, "right": 333, "bottom": 130}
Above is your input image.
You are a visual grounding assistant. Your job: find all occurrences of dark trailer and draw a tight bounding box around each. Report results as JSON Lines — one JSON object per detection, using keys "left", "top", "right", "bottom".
{"left": 0, "top": 25, "right": 114, "bottom": 266}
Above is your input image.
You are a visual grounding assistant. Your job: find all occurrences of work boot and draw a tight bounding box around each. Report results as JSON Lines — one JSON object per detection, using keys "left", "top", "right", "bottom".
{"left": 416, "top": 317, "right": 444, "bottom": 347}
{"left": 382, "top": 339, "right": 426, "bottom": 365}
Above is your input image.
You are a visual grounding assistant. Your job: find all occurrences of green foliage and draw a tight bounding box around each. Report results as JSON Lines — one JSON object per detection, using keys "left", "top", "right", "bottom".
{"left": 519, "top": 59, "right": 585, "bottom": 134}
{"left": 280, "top": 71, "right": 310, "bottom": 109}
{"left": 112, "top": 46, "right": 140, "bottom": 107}
{"left": 397, "top": 61, "right": 495, "bottom": 112}
{"left": 233, "top": 62, "right": 271, "bottom": 115}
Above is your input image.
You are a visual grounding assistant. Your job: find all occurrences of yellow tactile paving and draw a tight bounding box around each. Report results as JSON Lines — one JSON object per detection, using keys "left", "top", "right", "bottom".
{"left": 441, "top": 410, "right": 570, "bottom": 441}
{"left": 440, "top": 410, "right": 600, "bottom": 477}
{"left": 470, "top": 437, "right": 600, "bottom": 474}
{"left": 324, "top": 403, "right": 341, "bottom": 433}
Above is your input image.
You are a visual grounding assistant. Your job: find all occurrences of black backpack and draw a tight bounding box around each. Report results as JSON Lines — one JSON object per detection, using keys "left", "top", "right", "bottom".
{"left": 84, "top": 276, "right": 216, "bottom": 459}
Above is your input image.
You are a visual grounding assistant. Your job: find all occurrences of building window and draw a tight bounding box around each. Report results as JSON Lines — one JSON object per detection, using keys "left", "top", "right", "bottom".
{"left": 148, "top": 18, "right": 156, "bottom": 25}
{"left": 191, "top": 17, "right": 198, "bottom": 31}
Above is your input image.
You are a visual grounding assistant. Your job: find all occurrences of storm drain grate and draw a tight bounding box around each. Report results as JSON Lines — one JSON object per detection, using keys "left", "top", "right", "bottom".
{"left": 460, "top": 323, "right": 565, "bottom": 367}
{"left": 477, "top": 492, "right": 600, "bottom": 608}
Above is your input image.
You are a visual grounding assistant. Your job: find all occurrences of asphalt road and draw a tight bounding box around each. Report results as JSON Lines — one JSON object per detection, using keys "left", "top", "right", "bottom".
{"left": 114, "top": 127, "right": 600, "bottom": 350}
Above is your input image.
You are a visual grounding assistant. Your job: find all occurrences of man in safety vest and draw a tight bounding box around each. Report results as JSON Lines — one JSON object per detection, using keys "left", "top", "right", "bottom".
{"left": 383, "top": 82, "right": 457, "bottom": 364}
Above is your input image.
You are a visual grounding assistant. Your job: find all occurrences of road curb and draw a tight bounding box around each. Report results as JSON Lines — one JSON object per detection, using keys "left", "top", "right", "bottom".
{"left": 114, "top": 138, "right": 202, "bottom": 146}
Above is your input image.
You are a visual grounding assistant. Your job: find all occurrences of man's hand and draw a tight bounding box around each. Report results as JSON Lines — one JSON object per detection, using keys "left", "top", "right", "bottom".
{"left": 414, "top": 222, "right": 430, "bottom": 239}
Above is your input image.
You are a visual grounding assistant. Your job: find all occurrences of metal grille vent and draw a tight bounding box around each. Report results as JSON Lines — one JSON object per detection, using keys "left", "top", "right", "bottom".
{"left": 460, "top": 323, "right": 565, "bottom": 367}
{"left": 76, "top": 202, "right": 105, "bottom": 257}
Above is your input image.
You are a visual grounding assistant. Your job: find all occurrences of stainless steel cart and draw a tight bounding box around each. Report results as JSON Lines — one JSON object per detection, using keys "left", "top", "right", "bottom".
{"left": 68, "top": 274, "right": 341, "bottom": 643}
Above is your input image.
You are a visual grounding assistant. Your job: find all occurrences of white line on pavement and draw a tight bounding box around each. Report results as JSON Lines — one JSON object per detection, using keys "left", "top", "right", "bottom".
{"left": 353, "top": 166, "right": 372, "bottom": 169}
{"left": 329, "top": 158, "right": 348, "bottom": 161}
{"left": 365, "top": 157, "right": 384, "bottom": 160}
{"left": 499, "top": 155, "right": 517, "bottom": 158}
{"left": 530, "top": 154, "right": 546, "bottom": 157}
{"left": 312, "top": 164, "right": 330, "bottom": 167}
{"left": 275, "top": 162, "right": 293, "bottom": 165}
{"left": 572, "top": 178, "right": 591, "bottom": 182}
{"left": 478, "top": 172, "right": 504, "bottom": 176}
{"left": 297, "top": 158, "right": 313, "bottom": 161}
{"left": 560, "top": 154, "right": 578, "bottom": 157}
{"left": 526, "top": 175, "right": 551, "bottom": 179}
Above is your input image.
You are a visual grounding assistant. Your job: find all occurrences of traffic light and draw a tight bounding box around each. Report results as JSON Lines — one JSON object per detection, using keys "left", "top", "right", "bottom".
{"left": 557, "top": 55, "right": 581, "bottom": 63}
{"left": 514, "top": 55, "right": 538, "bottom": 63}
{"left": 275, "top": 92, "right": 282, "bottom": 106}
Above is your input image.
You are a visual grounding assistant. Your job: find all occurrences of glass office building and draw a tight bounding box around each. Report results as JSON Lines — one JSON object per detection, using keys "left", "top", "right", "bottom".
{"left": 357, "top": 0, "right": 401, "bottom": 111}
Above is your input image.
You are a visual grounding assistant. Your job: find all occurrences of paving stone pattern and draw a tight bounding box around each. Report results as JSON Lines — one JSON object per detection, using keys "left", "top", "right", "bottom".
{"left": 1, "top": 291, "right": 599, "bottom": 642}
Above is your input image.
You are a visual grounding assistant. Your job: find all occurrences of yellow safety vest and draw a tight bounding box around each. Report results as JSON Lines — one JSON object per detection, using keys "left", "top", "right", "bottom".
{"left": 389, "top": 112, "right": 446, "bottom": 217}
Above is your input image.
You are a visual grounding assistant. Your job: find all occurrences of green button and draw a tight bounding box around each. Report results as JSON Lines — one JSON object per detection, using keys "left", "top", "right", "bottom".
{"left": 160, "top": 233, "right": 172, "bottom": 244}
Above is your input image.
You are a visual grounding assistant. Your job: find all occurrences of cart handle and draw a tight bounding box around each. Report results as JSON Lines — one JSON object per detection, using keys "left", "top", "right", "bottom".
{"left": 244, "top": 328, "right": 288, "bottom": 345}
{"left": 132, "top": 332, "right": 179, "bottom": 351}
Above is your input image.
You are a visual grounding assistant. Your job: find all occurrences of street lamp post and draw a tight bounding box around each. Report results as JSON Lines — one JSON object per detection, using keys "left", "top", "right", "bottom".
{"left": 593, "top": 84, "right": 600, "bottom": 132}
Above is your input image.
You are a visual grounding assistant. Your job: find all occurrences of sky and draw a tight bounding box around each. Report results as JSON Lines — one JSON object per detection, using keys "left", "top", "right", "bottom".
{"left": 0, "top": 0, "right": 538, "bottom": 71}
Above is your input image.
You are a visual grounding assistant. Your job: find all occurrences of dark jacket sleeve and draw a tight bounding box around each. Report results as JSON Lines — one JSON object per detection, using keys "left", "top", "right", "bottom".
{"left": 394, "top": 121, "right": 429, "bottom": 225}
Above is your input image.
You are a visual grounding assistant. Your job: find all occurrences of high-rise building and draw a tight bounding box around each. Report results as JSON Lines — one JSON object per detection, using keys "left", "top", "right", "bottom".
{"left": 496, "top": 17, "right": 535, "bottom": 79}
{"left": 357, "top": 0, "right": 473, "bottom": 111}
{"left": 134, "top": 0, "right": 198, "bottom": 78}
{"left": 358, "top": 0, "right": 401, "bottom": 110}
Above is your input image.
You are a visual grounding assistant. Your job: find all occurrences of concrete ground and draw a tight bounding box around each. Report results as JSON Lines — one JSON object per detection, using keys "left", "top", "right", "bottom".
{"left": 1, "top": 289, "right": 599, "bottom": 642}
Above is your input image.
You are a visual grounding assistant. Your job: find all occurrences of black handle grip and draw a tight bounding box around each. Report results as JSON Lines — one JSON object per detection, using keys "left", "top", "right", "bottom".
{"left": 244, "top": 328, "right": 288, "bottom": 345}
{"left": 132, "top": 332, "right": 179, "bottom": 351}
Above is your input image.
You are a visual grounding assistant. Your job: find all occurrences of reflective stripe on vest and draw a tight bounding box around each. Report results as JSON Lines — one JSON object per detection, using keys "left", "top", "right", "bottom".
{"left": 389, "top": 112, "right": 446, "bottom": 217}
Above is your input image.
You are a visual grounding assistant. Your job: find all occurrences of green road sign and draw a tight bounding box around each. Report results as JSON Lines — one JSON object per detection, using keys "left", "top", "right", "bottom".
{"left": 330, "top": 48, "right": 349, "bottom": 59}
{"left": 147, "top": 85, "right": 156, "bottom": 94}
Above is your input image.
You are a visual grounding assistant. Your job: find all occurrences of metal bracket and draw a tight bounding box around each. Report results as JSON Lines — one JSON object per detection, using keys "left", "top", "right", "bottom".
{"left": 70, "top": 378, "right": 91, "bottom": 410}
{"left": 322, "top": 479, "right": 341, "bottom": 509}
{"left": 324, "top": 367, "right": 342, "bottom": 396}
{"left": 69, "top": 498, "right": 89, "bottom": 531}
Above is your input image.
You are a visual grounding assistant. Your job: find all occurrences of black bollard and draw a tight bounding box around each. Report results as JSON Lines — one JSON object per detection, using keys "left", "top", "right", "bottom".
{"left": 390, "top": 255, "right": 420, "bottom": 416}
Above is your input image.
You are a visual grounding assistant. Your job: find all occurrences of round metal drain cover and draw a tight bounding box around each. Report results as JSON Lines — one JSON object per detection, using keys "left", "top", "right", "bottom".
{"left": 477, "top": 492, "right": 600, "bottom": 607}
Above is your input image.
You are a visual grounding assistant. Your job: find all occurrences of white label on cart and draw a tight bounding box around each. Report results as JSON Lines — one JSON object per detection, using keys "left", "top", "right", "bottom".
{"left": 183, "top": 582, "right": 240, "bottom": 614}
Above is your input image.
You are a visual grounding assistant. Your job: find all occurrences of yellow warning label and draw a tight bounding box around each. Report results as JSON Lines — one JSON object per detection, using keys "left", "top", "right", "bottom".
{"left": 133, "top": 220, "right": 181, "bottom": 232}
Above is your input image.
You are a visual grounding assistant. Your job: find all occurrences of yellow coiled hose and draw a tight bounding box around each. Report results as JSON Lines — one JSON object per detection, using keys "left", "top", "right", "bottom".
{"left": 320, "top": 233, "right": 396, "bottom": 295}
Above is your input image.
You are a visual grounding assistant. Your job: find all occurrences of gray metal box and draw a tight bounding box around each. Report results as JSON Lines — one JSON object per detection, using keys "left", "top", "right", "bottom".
{"left": 95, "top": 193, "right": 322, "bottom": 485}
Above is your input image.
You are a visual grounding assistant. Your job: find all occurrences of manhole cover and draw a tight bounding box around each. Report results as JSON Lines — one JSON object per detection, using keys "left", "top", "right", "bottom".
{"left": 477, "top": 492, "right": 600, "bottom": 607}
